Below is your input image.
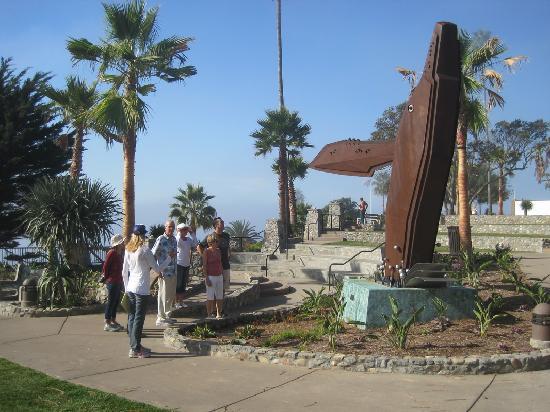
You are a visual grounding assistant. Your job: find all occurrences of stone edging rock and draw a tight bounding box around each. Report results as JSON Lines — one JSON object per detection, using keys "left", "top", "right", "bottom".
{"left": 163, "top": 307, "right": 550, "bottom": 375}
{"left": 0, "top": 301, "right": 105, "bottom": 318}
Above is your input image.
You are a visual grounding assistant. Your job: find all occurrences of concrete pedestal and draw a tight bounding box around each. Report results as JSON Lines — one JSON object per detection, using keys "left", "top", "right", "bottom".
{"left": 342, "top": 278, "right": 476, "bottom": 328}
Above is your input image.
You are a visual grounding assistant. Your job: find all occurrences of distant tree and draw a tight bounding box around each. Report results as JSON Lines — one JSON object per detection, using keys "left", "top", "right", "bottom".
{"left": 0, "top": 58, "right": 70, "bottom": 247}
{"left": 22, "top": 176, "right": 120, "bottom": 264}
{"left": 45, "top": 76, "right": 98, "bottom": 179}
{"left": 226, "top": 220, "right": 260, "bottom": 243}
{"left": 472, "top": 120, "right": 548, "bottom": 214}
{"left": 148, "top": 224, "right": 165, "bottom": 239}
{"left": 370, "top": 102, "right": 406, "bottom": 141}
{"left": 520, "top": 199, "right": 533, "bottom": 216}
{"left": 322, "top": 197, "right": 357, "bottom": 227}
{"left": 169, "top": 184, "right": 216, "bottom": 231}
{"left": 373, "top": 169, "right": 391, "bottom": 213}
{"left": 67, "top": 0, "right": 197, "bottom": 239}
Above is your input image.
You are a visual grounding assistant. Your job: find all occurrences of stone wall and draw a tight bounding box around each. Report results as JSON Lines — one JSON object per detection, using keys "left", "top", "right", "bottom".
{"left": 436, "top": 234, "right": 544, "bottom": 253}
{"left": 327, "top": 202, "right": 341, "bottom": 230}
{"left": 343, "top": 230, "right": 385, "bottom": 244}
{"left": 438, "top": 224, "right": 550, "bottom": 236}
{"left": 303, "top": 209, "right": 321, "bottom": 241}
{"left": 443, "top": 215, "right": 550, "bottom": 225}
{"left": 262, "top": 218, "right": 283, "bottom": 253}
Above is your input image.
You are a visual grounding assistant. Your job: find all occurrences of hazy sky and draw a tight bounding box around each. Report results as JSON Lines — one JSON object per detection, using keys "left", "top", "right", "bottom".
{"left": 2, "top": 0, "right": 549, "bottom": 233}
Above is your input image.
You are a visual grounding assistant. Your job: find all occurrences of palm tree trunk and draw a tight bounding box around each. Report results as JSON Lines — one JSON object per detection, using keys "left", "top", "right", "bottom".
{"left": 122, "top": 130, "right": 136, "bottom": 240}
{"left": 278, "top": 142, "right": 288, "bottom": 232}
{"left": 276, "top": 0, "right": 284, "bottom": 109}
{"left": 70, "top": 128, "right": 84, "bottom": 179}
{"left": 288, "top": 178, "right": 297, "bottom": 226}
{"left": 498, "top": 164, "right": 504, "bottom": 215}
{"left": 456, "top": 122, "right": 472, "bottom": 255}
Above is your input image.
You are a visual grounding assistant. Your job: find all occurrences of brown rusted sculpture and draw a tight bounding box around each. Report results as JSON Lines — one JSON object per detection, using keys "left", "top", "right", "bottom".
{"left": 310, "top": 22, "right": 460, "bottom": 281}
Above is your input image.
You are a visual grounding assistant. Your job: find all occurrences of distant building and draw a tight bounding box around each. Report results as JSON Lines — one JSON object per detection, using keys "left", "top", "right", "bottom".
{"left": 512, "top": 200, "right": 550, "bottom": 216}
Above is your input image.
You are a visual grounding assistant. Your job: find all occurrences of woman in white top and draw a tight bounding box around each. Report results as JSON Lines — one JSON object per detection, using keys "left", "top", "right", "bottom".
{"left": 122, "top": 224, "right": 164, "bottom": 359}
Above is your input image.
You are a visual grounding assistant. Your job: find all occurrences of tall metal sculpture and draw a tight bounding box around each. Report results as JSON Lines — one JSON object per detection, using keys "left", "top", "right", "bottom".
{"left": 310, "top": 22, "right": 461, "bottom": 281}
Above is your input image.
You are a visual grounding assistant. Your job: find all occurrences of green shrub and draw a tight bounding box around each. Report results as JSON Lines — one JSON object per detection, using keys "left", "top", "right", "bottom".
{"left": 244, "top": 242, "right": 263, "bottom": 252}
{"left": 382, "top": 296, "right": 424, "bottom": 349}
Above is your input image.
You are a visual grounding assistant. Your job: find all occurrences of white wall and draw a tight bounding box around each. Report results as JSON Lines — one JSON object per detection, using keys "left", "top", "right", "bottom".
{"left": 513, "top": 200, "right": 550, "bottom": 216}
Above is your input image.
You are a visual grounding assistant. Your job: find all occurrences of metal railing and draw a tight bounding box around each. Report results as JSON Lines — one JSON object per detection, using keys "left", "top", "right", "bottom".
{"left": 0, "top": 246, "right": 109, "bottom": 266}
{"left": 327, "top": 242, "right": 386, "bottom": 289}
{"left": 264, "top": 242, "right": 280, "bottom": 279}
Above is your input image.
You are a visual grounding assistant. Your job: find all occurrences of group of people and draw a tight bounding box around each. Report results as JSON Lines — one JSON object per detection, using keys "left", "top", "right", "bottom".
{"left": 100, "top": 217, "right": 231, "bottom": 359}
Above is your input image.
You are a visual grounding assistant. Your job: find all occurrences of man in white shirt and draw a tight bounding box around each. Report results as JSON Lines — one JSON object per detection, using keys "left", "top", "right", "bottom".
{"left": 175, "top": 223, "right": 198, "bottom": 307}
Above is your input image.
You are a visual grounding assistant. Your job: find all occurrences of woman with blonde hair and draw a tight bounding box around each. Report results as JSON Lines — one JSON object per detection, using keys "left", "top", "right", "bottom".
{"left": 122, "top": 224, "right": 167, "bottom": 358}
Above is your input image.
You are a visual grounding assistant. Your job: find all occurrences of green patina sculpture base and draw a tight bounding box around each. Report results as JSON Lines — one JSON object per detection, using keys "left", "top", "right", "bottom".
{"left": 342, "top": 278, "right": 476, "bottom": 329}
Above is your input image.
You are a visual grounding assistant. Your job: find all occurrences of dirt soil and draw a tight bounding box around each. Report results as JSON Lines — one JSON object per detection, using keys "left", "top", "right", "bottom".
{"left": 204, "top": 271, "right": 538, "bottom": 357}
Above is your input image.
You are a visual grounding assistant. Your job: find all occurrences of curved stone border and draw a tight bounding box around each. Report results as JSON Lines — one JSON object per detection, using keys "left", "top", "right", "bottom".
{"left": 164, "top": 307, "right": 550, "bottom": 375}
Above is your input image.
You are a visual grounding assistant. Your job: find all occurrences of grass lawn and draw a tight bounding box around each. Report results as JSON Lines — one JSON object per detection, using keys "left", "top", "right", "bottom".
{"left": 0, "top": 358, "right": 167, "bottom": 411}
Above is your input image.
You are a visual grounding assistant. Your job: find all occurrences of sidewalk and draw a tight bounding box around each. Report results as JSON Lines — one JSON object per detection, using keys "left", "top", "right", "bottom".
{"left": 0, "top": 259, "right": 549, "bottom": 411}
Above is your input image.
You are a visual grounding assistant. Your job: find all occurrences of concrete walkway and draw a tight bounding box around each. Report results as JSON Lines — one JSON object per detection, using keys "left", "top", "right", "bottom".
{"left": 1, "top": 258, "right": 549, "bottom": 411}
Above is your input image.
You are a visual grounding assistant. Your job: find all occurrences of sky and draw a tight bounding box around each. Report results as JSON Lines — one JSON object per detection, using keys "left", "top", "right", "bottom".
{"left": 2, "top": 0, "right": 549, "bottom": 234}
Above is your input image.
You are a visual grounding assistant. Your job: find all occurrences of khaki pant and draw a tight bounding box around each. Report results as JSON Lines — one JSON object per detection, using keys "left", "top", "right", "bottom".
{"left": 157, "top": 275, "right": 177, "bottom": 320}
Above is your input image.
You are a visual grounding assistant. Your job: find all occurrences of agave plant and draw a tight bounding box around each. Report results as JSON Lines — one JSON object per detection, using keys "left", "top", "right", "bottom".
{"left": 22, "top": 176, "right": 121, "bottom": 264}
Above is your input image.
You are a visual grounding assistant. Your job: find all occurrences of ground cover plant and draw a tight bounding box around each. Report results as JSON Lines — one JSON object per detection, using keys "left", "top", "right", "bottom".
{"left": 0, "top": 357, "right": 166, "bottom": 411}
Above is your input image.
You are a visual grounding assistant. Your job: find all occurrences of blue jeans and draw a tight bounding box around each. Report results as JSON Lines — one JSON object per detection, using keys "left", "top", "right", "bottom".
{"left": 104, "top": 283, "right": 122, "bottom": 320}
{"left": 127, "top": 292, "right": 148, "bottom": 351}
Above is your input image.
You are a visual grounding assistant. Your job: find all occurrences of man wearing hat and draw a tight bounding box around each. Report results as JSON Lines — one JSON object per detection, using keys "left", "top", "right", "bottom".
{"left": 152, "top": 220, "right": 178, "bottom": 326}
{"left": 175, "top": 223, "right": 198, "bottom": 307}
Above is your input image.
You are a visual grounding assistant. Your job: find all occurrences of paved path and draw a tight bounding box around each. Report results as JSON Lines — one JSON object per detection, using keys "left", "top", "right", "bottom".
{"left": 1, "top": 257, "right": 549, "bottom": 411}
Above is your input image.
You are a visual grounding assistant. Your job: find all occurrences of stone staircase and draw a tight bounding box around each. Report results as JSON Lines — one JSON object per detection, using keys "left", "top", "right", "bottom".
{"left": 230, "top": 243, "right": 383, "bottom": 284}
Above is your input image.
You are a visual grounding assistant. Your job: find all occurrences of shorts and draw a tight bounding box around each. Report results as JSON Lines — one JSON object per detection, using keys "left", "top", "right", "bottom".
{"left": 206, "top": 275, "right": 223, "bottom": 300}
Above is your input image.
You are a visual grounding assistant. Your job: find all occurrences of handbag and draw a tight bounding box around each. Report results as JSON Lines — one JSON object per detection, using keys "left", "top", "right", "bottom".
{"left": 120, "top": 292, "right": 130, "bottom": 313}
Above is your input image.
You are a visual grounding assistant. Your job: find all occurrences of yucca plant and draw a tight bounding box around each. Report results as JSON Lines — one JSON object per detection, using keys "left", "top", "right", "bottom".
{"left": 38, "top": 261, "right": 74, "bottom": 308}
{"left": 518, "top": 280, "right": 549, "bottom": 305}
{"left": 473, "top": 298, "right": 506, "bottom": 337}
{"left": 190, "top": 324, "right": 216, "bottom": 339}
{"left": 22, "top": 176, "right": 121, "bottom": 265}
{"left": 382, "top": 296, "right": 424, "bottom": 349}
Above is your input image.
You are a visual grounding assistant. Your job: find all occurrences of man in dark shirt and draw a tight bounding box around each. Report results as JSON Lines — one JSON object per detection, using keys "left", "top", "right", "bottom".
{"left": 198, "top": 217, "right": 231, "bottom": 293}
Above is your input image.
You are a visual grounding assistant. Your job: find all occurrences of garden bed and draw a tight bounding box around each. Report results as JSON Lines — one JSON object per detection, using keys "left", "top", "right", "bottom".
{"left": 164, "top": 266, "right": 550, "bottom": 374}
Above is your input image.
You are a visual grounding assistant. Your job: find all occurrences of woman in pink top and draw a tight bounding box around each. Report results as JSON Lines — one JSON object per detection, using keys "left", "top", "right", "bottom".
{"left": 202, "top": 234, "right": 224, "bottom": 319}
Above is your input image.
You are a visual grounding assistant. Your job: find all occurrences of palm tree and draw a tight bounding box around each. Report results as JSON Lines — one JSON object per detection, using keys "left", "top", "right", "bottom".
{"left": 520, "top": 199, "right": 533, "bottom": 216}
{"left": 67, "top": 0, "right": 196, "bottom": 239}
{"left": 226, "top": 220, "right": 260, "bottom": 239}
{"left": 455, "top": 32, "right": 525, "bottom": 254}
{"left": 251, "top": 108, "right": 311, "bottom": 231}
{"left": 45, "top": 76, "right": 98, "bottom": 179}
{"left": 169, "top": 183, "right": 216, "bottom": 231}
{"left": 272, "top": 155, "right": 309, "bottom": 226}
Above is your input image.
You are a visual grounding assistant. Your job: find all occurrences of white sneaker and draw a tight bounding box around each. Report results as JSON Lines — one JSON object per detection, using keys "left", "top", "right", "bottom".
{"left": 155, "top": 319, "right": 169, "bottom": 327}
{"left": 175, "top": 302, "right": 188, "bottom": 309}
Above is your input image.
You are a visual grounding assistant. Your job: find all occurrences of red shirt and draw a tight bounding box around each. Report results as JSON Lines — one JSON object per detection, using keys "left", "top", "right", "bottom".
{"left": 102, "top": 249, "right": 123, "bottom": 284}
{"left": 205, "top": 248, "right": 223, "bottom": 276}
